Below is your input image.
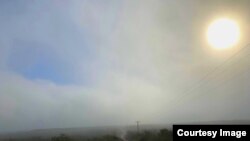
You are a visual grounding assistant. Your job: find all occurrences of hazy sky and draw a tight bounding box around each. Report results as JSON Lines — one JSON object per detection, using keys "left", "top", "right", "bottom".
{"left": 1, "top": 0, "right": 250, "bottom": 132}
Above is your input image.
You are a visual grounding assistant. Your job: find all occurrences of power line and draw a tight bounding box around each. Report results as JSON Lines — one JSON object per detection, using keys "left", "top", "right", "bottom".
{"left": 170, "top": 43, "right": 250, "bottom": 107}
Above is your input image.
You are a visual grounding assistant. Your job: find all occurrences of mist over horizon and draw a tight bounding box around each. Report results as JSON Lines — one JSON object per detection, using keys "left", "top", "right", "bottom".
{"left": 1, "top": 0, "right": 250, "bottom": 133}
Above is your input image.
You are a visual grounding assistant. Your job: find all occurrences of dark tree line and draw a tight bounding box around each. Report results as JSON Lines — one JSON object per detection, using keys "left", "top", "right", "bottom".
{"left": 0, "top": 128, "right": 172, "bottom": 141}
{"left": 126, "top": 129, "right": 172, "bottom": 141}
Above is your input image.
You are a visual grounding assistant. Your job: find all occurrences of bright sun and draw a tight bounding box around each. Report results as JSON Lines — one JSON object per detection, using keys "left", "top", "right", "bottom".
{"left": 206, "top": 18, "right": 240, "bottom": 49}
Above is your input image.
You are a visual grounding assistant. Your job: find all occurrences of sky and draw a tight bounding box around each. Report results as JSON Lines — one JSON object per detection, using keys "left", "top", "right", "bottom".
{"left": 1, "top": 0, "right": 250, "bottom": 132}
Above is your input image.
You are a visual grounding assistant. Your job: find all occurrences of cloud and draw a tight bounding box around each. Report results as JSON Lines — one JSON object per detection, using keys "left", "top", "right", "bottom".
{"left": 1, "top": 0, "right": 250, "bottom": 132}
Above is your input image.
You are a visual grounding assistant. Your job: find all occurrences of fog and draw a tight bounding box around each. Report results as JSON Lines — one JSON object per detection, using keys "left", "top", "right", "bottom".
{"left": 0, "top": 0, "right": 250, "bottom": 132}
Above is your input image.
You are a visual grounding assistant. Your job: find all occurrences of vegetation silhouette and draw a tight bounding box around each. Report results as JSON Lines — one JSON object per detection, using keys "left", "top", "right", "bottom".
{"left": 0, "top": 128, "right": 172, "bottom": 141}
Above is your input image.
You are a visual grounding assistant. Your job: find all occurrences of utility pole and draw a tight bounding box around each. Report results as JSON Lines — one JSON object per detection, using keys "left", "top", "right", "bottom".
{"left": 136, "top": 121, "right": 140, "bottom": 133}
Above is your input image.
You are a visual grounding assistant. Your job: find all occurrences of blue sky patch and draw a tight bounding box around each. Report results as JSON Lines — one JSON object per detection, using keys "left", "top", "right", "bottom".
{"left": 7, "top": 40, "right": 74, "bottom": 85}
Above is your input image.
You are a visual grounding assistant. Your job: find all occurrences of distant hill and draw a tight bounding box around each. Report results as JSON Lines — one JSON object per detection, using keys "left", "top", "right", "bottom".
{"left": 0, "top": 126, "right": 122, "bottom": 139}
{"left": 0, "top": 124, "right": 171, "bottom": 140}
{"left": 0, "top": 120, "right": 249, "bottom": 140}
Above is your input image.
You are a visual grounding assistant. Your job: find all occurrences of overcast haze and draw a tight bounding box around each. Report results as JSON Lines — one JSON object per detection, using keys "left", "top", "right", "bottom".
{"left": 1, "top": 0, "right": 250, "bottom": 132}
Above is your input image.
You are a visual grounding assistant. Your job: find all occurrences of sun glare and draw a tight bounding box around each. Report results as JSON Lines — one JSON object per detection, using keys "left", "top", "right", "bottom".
{"left": 206, "top": 18, "right": 240, "bottom": 49}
